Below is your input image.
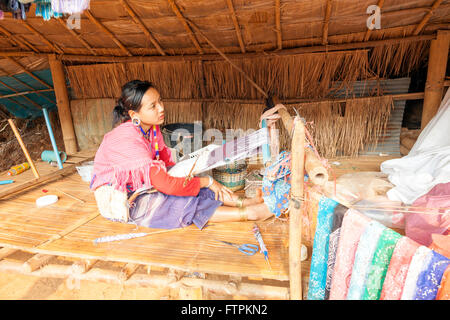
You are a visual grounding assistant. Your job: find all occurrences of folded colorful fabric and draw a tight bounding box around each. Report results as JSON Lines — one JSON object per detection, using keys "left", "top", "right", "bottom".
{"left": 362, "top": 228, "right": 402, "bottom": 300}
{"left": 329, "top": 209, "right": 371, "bottom": 300}
{"left": 413, "top": 250, "right": 450, "bottom": 300}
{"left": 324, "top": 228, "right": 341, "bottom": 300}
{"left": 436, "top": 265, "right": 450, "bottom": 300}
{"left": 401, "top": 246, "right": 433, "bottom": 300}
{"left": 380, "top": 236, "right": 421, "bottom": 300}
{"left": 307, "top": 197, "right": 339, "bottom": 300}
{"left": 324, "top": 204, "right": 347, "bottom": 300}
{"left": 347, "top": 220, "right": 386, "bottom": 300}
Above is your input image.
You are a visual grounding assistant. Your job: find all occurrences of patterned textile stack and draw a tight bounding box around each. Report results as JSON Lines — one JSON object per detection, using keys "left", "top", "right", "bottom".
{"left": 308, "top": 198, "right": 450, "bottom": 300}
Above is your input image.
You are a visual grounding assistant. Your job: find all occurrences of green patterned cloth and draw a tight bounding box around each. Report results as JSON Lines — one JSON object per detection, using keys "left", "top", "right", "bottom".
{"left": 363, "top": 228, "right": 402, "bottom": 300}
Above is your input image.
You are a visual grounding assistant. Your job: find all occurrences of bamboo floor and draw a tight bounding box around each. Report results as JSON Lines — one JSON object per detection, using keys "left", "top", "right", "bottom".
{"left": 0, "top": 150, "right": 397, "bottom": 299}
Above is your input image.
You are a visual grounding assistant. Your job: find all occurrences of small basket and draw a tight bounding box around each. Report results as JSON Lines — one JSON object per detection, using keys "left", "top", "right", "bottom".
{"left": 244, "top": 170, "right": 263, "bottom": 198}
{"left": 213, "top": 162, "right": 247, "bottom": 192}
{"left": 76, "top": 161, "right": 94, "bottom": 183}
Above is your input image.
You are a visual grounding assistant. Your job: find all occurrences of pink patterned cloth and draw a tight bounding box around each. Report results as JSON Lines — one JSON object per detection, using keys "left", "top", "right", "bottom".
{"left": 405, "top": 182, "right": 450, "bottom": 246}
{"left": 329, "top": 209, "right": 371, "bottom": 300}
{"left": 380, "top": 236, "right": 421, "bottom": 300}
{"left": 91, "top": 121, "right": 170, "bottom": 192}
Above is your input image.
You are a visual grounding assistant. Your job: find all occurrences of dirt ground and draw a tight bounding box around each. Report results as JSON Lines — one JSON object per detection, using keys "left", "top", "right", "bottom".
{"left": 0, "top": 112, "right": 65, "bottom": 173}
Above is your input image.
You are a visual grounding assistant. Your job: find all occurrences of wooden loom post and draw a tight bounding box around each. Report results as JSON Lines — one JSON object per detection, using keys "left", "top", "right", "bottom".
{"left": 7, "top": 119, "right": 40, "bottom": 179}
{"left": 421, "top": 30, "right": 450, "bottom": 129}
{"left": 48, "top": 54, "right": 78, "bottom": 155}
{"left": 289, "top": 119, "right": 305, "bottom": 300}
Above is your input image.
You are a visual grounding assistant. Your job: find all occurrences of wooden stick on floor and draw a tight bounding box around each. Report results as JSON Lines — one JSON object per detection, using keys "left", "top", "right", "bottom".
{"left": 7, "top": 119, "right": 40, "bottom": 179}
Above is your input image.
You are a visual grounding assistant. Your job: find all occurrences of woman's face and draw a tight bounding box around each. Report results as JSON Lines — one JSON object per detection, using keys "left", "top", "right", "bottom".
{"left": 130, "top": 87, "right": 165, "bottom": 128}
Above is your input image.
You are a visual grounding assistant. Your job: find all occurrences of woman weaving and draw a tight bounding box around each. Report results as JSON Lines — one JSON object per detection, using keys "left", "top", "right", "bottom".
{"left": 91, "top": 80, "right": 272, "bottom": 230}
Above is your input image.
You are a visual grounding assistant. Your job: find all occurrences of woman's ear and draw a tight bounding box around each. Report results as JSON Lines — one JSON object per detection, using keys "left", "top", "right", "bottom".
{"left": 128, "top": 110, "right": 136, "bottom": 119}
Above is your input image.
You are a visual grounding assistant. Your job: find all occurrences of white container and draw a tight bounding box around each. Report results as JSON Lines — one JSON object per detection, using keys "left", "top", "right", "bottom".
{"left": 76, "top": 161, "right": 94, "bottom": 183}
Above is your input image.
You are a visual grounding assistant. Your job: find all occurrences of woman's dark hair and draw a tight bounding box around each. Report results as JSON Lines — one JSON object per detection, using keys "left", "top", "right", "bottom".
{"left": 112, "top": 80, "right": 155, "bottom": 128}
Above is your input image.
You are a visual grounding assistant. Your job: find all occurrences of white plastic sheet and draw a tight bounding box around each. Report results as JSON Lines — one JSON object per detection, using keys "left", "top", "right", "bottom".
{"left": 381, "top": 88, "right": 450, "bottom": 204}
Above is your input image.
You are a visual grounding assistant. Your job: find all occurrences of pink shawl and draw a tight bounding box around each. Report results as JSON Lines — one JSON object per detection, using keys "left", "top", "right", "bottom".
{"left": 380, "top": 236, "right": 421, "bottom": 300}
{"left": 329, "top": 209, "right": 370, "bottom": 300}
{"left": 91, "top": 121, "right": 167, "bottom": 192}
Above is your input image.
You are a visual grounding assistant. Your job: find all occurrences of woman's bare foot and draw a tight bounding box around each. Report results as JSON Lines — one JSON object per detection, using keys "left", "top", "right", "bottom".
{"left": 245, "top": 202, "right": 273, "bottom": 221}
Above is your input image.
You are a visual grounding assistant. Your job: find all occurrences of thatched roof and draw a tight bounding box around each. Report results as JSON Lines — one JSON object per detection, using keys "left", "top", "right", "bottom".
{"left": 0, "top": 0, "right": 449, "bottom": 118}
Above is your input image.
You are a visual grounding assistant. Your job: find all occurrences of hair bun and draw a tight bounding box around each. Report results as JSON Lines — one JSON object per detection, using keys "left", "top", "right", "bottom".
{"left": 113, "top": 104, "right": 126, "bottom": 116}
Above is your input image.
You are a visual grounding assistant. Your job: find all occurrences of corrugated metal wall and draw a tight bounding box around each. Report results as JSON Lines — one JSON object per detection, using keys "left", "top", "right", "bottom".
{"left": 333, "top": 77, "right": 412, "bottom": 156}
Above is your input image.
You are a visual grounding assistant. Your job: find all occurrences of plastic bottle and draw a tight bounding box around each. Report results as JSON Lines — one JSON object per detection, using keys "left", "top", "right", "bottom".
{"left": 7, "top": 162, "right": 30, "bottom": 176}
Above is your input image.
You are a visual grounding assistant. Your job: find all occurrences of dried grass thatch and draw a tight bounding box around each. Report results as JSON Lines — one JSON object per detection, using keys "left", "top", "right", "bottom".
{"left": 281, "top": 96, "right": 395, "bottom": 158}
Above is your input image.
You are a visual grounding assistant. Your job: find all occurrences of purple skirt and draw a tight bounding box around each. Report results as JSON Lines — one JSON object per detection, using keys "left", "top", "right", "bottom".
{"left": 128, "top": 188, "right": 222, "bottom": 230}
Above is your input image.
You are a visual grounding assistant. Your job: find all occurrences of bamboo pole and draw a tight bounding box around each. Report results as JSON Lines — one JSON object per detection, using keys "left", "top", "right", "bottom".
{"left": 288, "top": 119, "right": 305, "bottom": 300}
{"left": 421, "top": 30, "right": 450, "bottom": 129}
{"left": 322, "top": 0, "right": 333, "bottom": 45}
{"left": 55, "top": 18, "right": 97, "bottom": 56}
{"left": 84, "top": 10, "right": 133, "bottom": 57}
{"left": 275, "top": 0, "right": 282, "bottom": 50}
{"left": 22, "top": 254, "right": 55, "bottom": 273}
{"left": 48, "top": 54, "right": 78, "bottom": 155}
{"left": 120, "top": 0, "right": 166, "bottom": 56}
{"left": 7, "top": 118, "right": 40, "bottom": 179}
{"left": 413, "top": 0, "right": 444, "bottom": 35}
{"left": 167, "top": 0, "right": 204, "bottom": 54}
{"left": 225, "top": 0, "right": 246, "bottom": 53}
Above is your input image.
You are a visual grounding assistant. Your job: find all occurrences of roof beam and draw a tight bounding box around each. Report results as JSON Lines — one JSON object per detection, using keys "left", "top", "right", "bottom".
{"left": 364, "top": 0, "right": 385, "bottom": 41}
{"left": 84, "top": 9, "right": 133, "bottom": 56}
{"left": 413, "top": 0, "right": 444, "bottom": 35}
{"left": 55, "top": 18, "right": 97, "bottom": 56}
{"left": 120, "top": 0, "right": 166, "bottom": 56}
{"left": 0, "top": 57, "right": 52, "bottom": 89}
{"left": 167, "top": 0, "right": 204, "bottom": 54}
{"left": 0, "top": 65, "right": 55, "bottom": 105}
{"left": 275, "top": 0, "right": 282, "bottom": 50}
{"left": 0, "top": 79, "right": 46, "bottom": 109}
{"left": 225, "top": 0, "right": 246, "bottom": 53}
{"left": 0, "top": 24, "right": 39, "bottom": 53}
{"left": 19, "top": 20, "right": 63, "bottom": 54}
{"left": 322, "top": 0, "right": 333, "bottom": 45}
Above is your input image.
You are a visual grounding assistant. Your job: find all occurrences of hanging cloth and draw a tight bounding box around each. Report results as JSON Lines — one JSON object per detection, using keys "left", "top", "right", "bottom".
{"left": 362, "top": 228, "right": 402, "bottom": 300}
{"left": 329, "top": 209, "right": 371, "bottom": 300}
{"left": 51, "top": 0, "right": 90, "bottom": 14}
{"left": 35, "top": 0, "right": 62, "bottom": 20}
{"left": 307, "top": 197, "right": 339, "bottom": 300}
{"left": 413, "top": 250, "right": 450, "bottom": 300}
{"left": 5, "top": 0, "right": 31, "bottom": 20}
{"left": 380, "top": 236, "right": 421, "bottom": 300}
{"left": 401, "top": 246, "right": 433, "bottom": 300}
{"left": 436, "top": 265, "right": 450, "bottom": 300}
{"left": 346, "top": 220, "right": 386, "bottom": 300}
{"left": 324, "top": 204, "right": 347, "bottom": 300}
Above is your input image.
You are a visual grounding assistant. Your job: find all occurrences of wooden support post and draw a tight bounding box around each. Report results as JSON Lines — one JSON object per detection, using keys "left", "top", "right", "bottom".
{"left": 421, "top": 30, "right": 450, "bottom": 129}
{"left": 289, "top": 119, "right": 305, "bottom": 300}
{"left": 48, "top": 54, "right": 78, "bottom": 155}
{"left": 8, "top": 118, "right": 40, "bottom": 178}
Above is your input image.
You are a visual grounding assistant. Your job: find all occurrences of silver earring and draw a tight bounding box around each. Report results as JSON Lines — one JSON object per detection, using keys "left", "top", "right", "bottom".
{"left": 132, "top": 116, "right": 141, "bottom": 126}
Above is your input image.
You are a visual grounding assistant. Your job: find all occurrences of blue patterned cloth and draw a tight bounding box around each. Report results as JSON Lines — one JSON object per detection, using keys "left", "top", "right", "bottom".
{"left": 262, "top": 151, "right": 292, "bottom": 217}
{"left": 413, "top": 251, "right": 450, "bottom": 300}
{"left": 347, "top": 220, "right": 386, "bottom": 300}
{"left": 307, "top": 197, "right": 339, "bottom": 300}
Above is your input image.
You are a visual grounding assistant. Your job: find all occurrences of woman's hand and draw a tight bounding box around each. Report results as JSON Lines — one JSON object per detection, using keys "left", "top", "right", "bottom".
{"left": 208, "top": 179, "right": 234, "bottom": 202}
